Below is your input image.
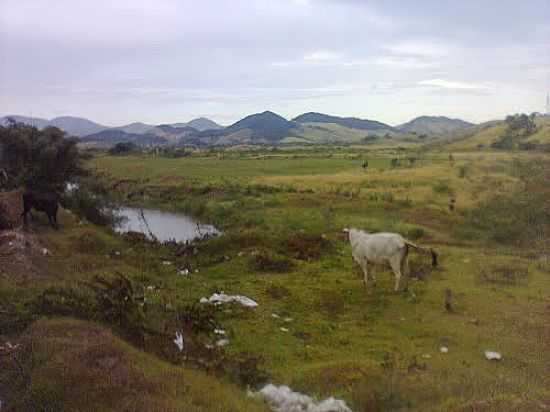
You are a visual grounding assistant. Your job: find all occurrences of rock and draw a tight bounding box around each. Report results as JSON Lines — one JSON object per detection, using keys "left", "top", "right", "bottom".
{"left": 284, "top": 317, "right": 293, "bottom": 323}
{"left": 41, "top": 248, "right": 50, "bottom": 256}
{"left": 484, "top": 350, "right": 502, "bottom": 361}
{"left": 162, "top": 261, "right": 172, "bottom": 266}
{"left": 422, "top": 354, "right": 432, "bottom": 359}
{"left": 440, "top": 346, "right": 449, "bottom": 354}
{"left": 271, "top": 313, "right": 280, "bottom": 319}
{"left": 468, "top": 318, "right": 480, "bottom": 326}
{"left": 214, "top": 329, "right": 226, "bottom": 335}
{"left": 178, "top": 269, "right": 190, "bottom": 276}
{"left": 280, "top": 327, "right": 289, "bottom": 332}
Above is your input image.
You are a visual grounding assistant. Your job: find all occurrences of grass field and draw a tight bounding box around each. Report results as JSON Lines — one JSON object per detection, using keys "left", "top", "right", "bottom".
{"left": 3, "top": 147, "right": 550, "bottom": 411}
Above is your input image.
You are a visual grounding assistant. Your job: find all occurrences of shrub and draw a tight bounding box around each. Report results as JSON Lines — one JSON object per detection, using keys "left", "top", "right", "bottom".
{"left": 61, "top": 176, "right": 120, "bottom": 226}
{"left": 432, "top": 181, "right": 452, "bottom": 194}
{"left": 0, "top": 119, "right": 84, "bottom": 191}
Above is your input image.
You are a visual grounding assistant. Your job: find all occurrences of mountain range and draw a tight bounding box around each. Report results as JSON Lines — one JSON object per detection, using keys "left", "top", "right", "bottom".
{"left": 1, "top": 112, "right": 475, "bottom": 146}
{"left": 0, "top": 115, "right": 223, "bottom": 137}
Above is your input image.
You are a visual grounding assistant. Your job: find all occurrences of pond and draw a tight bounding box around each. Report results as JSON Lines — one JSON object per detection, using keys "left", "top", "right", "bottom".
{"left": 114, "top": 207, "right": 219, "bottom": 243}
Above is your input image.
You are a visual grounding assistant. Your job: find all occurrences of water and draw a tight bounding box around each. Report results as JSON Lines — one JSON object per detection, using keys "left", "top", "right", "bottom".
{"left": 114, "top": 207, "right": 219, "bottom": 243}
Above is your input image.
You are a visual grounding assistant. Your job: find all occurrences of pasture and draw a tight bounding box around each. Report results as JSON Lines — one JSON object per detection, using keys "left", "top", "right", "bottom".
{"left": 3, "top": 147, "right": 550, "bottom": 411}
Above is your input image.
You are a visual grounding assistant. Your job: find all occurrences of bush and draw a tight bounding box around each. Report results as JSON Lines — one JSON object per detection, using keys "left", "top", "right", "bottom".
{"left": 109, "top": 142, "right": 138, "bottom": 155}
{"left": 0, "top": 119, "right": 83, "bottom": 191}
{"left": 432, "top": 181, "right": 452, "bottom": 194}
{"left": 61, "top": 176, "right": 120, "bottom": 226}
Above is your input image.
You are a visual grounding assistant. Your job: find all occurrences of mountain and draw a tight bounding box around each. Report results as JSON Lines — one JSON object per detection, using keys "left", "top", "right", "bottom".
{"left": 49, "top": 116, "right": 108, "bottom": 136}
{"left": 116, "top": 122, "right": 155, "bottom": 135}
{"left": 293, "top": 112, "right": 394, "bottom": 131}
{"left": 1, "top": 115, "right": 107, "bottom": 136}
{"left": 80, "top": 129, "right": 168, "bottom": 146}
{"left": 217, "top": 111, "right": 296, "bottom": 143}
{"left": 397, "top": 116, "right": 474, "bottom": 136}
{"left": 185, "top": 118, "right": 223, "bottom": 131}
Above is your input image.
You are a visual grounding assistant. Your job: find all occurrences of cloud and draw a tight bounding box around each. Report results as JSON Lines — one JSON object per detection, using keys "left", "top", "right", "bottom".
{"left": 418, "top": 79, "right": 490, "bottom": 91}
{"left": 303, "top": 51, "right": 341, "bottom": 61}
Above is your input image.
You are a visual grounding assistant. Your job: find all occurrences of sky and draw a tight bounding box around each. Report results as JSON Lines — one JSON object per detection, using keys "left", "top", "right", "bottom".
{"left": 1, "top": 0, "right": 549, "bottom": 127}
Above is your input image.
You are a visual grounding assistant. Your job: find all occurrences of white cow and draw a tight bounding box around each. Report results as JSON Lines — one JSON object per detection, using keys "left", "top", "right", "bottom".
{"left": 346, "top": 228, "right": 438, "bottom": 292}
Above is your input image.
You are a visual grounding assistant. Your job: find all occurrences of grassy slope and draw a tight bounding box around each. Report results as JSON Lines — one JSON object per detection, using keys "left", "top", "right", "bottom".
{"left": 86, "top": 151, "right": 550, "bottom": 410}
{"left": 4, "top": 317, "right": 268, "bottom": 412}
{"left": 3, "top": 150, "right": 550, "bottom": 411}
{"left": 446, "top": 117, "right": 550, "bottom": 150}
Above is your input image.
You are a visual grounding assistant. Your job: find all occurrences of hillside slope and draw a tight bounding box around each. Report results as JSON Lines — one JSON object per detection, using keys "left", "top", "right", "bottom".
{"left": 293, "top": 112, "right": 393, "bottom": 131}
{"left": 397, "top": 116, "right": 474, "bottom": 135}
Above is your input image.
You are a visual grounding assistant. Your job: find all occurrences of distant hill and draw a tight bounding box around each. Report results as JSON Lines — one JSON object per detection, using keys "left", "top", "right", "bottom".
{"left": 293, "top": 112, "right": 394, "bottom": 131}
{"left": 211, "top": 111, "right": 297, "bottom": 143}
{"left": 49, "top": 116, "right": 108, "bottom": 136}
{"left": 116, "top": 122, "right": 155, "bottom": 135}
{"left": 397, "top": 116, "right": 475, "bottom": 136}
{"left": 443, "top": 116, "right": 550, "bottom": 151}
{"left": 1, "top": 115, "right": 108, "bottom": 136}
{"left": 185, "top": 118, "right": 223, "bottom": 131}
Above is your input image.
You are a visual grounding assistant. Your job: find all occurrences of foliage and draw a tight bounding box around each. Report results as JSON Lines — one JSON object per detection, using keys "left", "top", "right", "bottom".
{"left": 491, "top": 113, "right": 538, "bottom": 149}
{"left": 61, "top": 175, "right": 120, "bottom": 226}
{"left": 109, "top": 141, "right": 139, "bottom": 155}
{"left": 0, "top": 119, "right": 84, "bottom": 191}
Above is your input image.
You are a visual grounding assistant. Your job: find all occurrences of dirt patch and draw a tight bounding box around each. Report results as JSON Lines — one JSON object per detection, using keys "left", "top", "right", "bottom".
{"left": 0, "top": 189, "right": 23, "bottom": 229}
{"left": 0, "top": 229, "right": 51, "bottom": 282}
{"left": 250, "top": 250, "right": 294, "bottom": 273}
{"left": 286, "top": 233, "right": 333, "bottom": 260}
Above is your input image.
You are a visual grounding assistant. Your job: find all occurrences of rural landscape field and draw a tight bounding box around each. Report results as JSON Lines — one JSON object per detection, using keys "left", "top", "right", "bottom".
{"left": 2, "top": 0, "right": 550, "bottom": 411}
{"left": 2, "top": 112, "right": 550, "bottom": 411}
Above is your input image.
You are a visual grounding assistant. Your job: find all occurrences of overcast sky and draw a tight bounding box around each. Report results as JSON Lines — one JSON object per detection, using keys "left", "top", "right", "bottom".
{"left": 1, "top": 0, "right": 549, "bottom": 126}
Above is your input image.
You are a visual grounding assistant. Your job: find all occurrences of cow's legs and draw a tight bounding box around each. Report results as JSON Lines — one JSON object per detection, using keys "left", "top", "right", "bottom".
{"left": 359, "top": 258, "right": 369, "bottom": 289}
{"left": 390, "top": 256, "right": 404, "bottom": 292}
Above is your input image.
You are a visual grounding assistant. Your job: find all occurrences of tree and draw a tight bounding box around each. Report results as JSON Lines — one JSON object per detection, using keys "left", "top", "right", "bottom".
{"left": 0, "top": 119, "right": 83, "bottom": 191}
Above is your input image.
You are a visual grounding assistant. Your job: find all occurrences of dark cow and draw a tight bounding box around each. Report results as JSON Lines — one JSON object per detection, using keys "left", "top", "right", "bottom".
{"left": 21, "top": 190, "right": 60, "bottom": 229}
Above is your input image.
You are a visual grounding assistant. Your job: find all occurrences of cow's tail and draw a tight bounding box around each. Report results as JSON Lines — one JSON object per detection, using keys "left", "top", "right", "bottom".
{"left": 405, "top": 240, "right": 438, "bottom": 267}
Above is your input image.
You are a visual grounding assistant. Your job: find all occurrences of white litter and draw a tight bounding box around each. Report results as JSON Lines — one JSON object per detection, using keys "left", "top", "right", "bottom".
{"left": 254, "top": 384, "right": 352, "bottom": 412}
{"left": 422, "top": 354, "right": 432, "bottom": 359}
{"left": 200, "top": 292, "right": 258, "bottom": 308}
{"left": 174, "top": 332, "right": 184, "bottom": 352}
{"left": 162, "top": 261, "right": 172, "bottom": 266}
{"left": 271, "top": 313, "right": 280, "bottom": 319}
{"left": 214, "top": 329, "right": 226, "bottom": 335}
{"left": 284, "top": 318, "right": 293, "bottom": 323}
{"left": 440, "top": 346, "right": 449, "bottom": 354}
{"left": 216, "top": 339, "right": 229, "bottom": 347}
{"left": 178, "top": 269, "right": 190, "bottom": 276}
{"left": 484, "top": 350, "right": 502, "bottom": 361}
{"left": 41, "top": 248, "right": 50, "bottom": 256}
{"left": 280, "top": 327, "right": 289, "bottom": 332}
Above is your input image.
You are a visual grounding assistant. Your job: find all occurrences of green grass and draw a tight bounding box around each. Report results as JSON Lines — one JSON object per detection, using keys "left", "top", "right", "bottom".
{"left": 3, "top": 148, "right": 550, "bottom": 411}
